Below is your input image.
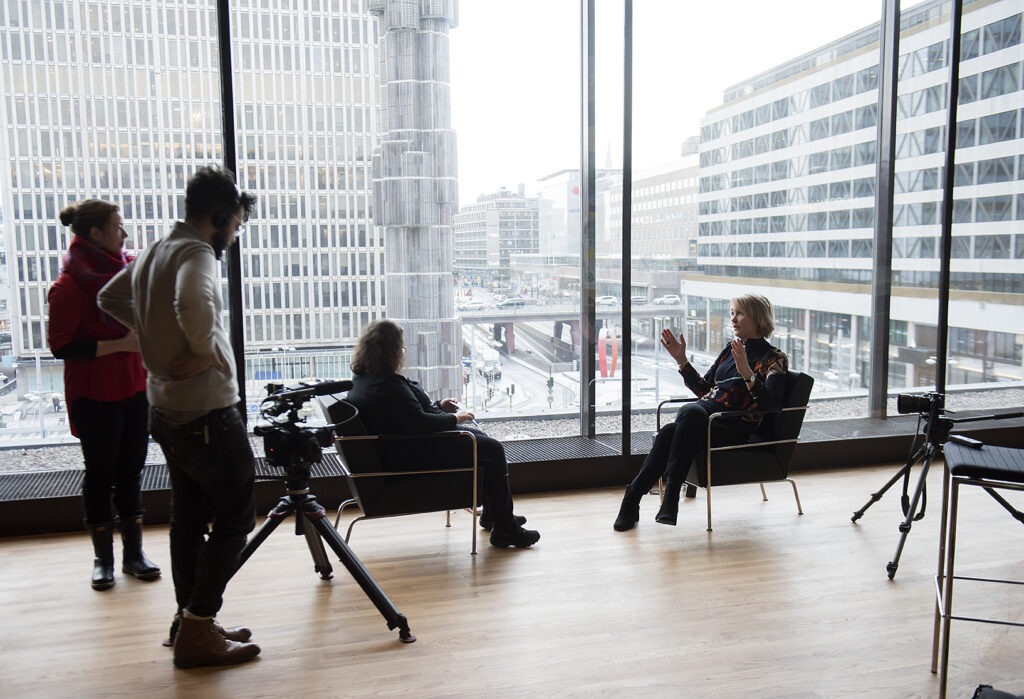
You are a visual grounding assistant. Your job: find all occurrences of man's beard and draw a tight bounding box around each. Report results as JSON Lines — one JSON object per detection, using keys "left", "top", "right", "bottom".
{"left": 211, "top": 228, "right": 230, "bottom": 260}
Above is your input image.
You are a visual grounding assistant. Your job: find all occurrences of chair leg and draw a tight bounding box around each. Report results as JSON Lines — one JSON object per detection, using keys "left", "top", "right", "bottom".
{"left": 445, "top": 510, "right": 451, "bottom": 528}
{"left": 786, "top": 479, "right": 803, "bottom": 515}
{"left": 334, "top": 498, "right": 358, "bottom": 529}
{"left": 937, "top": 481, "right": 960, "bottom": 699}
{"left": 706, "top": 485, "right": 712, "bottom": 532}
{"left": 759, "top": 483, "right": 767, "bottom": 502}
{"left": 931, "top": 463, "right": 952, "bottom": 674}
{"left": 344, "top": 515, "right": 367, "bottom": 544}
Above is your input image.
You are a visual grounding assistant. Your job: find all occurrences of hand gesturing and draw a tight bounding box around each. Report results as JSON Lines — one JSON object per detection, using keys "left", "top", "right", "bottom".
{"left": 660, "top": 328, "right": 687, "bottom": 365}
{"left": 730, "top": 338, "right": 752, "bottom": 380}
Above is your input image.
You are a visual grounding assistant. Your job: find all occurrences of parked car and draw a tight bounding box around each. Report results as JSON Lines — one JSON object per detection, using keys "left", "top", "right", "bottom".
{"left": 595, "top": 295, "right": 619, "bottom": 307}
{"left": 652, "top": 294, "right": 681, "bottom": 305}
{"left": 459, "top": 299, "right": 486, "bottom": 311}
{"left": 630, "top": 296, "right": 649, "bottom": 304}
{"left": 496, "top": 297, "right": 527, "bottom": 308}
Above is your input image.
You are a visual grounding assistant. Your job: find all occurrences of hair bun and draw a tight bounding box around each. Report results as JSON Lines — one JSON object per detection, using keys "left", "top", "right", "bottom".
{"left": 58, "top": 204, "right": 76, "bottom": 226}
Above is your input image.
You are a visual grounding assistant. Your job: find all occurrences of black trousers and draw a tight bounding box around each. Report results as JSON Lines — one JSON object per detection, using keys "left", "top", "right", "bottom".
{"left": 150, "top": 405, "right": 256, "bottom": 619}
{"left": 629, "top": 402, "right": 755, "bottom": 494}
{"left": 70, "top": 391, "right": 150, "bottom": 526}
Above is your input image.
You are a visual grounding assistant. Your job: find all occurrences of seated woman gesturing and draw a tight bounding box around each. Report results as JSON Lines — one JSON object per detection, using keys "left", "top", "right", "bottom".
{"left": 346, "top": 319, "right": 540, "bottom": 548}
{"left": 614, "top": 293, "right": 788, "bottom": 530}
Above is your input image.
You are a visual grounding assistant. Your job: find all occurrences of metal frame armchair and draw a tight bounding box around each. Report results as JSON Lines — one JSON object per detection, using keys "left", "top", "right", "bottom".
{"left": 319, "top": 396, "right": 481, "bottom": 554}
{"left": 656, "top": 370, "right": 813, "bottom": 531}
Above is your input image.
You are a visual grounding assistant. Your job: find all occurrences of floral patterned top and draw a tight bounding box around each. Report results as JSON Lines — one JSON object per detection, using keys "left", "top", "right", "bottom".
{"left": 678, "top": 338, "right": 789, "bottom": 423}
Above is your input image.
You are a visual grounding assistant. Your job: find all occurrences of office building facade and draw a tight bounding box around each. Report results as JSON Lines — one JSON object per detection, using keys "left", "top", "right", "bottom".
{"left": 453, "top": 185, "right": 539, "bottom": 285}
{"left": 693, "top": 0, "right": 1023, "bottom": 392}
{"left": 0, "top": 1, "right": 384, "bottom": 370}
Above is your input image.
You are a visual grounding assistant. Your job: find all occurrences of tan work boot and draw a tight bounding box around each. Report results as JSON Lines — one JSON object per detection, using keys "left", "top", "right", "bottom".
{"left": 173, "top": 615, "right": 261, "bottom": 668}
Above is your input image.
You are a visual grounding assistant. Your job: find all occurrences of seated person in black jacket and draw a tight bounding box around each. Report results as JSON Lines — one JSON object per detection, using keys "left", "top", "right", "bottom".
{"left": 345, "top": 319, "right": 540, "bottom": 549}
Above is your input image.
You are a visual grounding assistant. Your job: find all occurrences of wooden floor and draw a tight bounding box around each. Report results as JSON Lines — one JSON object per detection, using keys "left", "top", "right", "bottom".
{"left": 1, "top": 463, "right": 1021, "bottom": 698}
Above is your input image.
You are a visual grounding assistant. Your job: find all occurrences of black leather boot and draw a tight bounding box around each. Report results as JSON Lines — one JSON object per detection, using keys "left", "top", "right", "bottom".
{"left": 478, "top": 511, "right": 526, "bottom": 531}
{"left": 655, "top": 480, "right": 683, "bottom": 526}
{"left": 120, "top": 516, "right": 161, "bottom": 580}
{"left": 489, "top": 525, "right": 541, "bottom": 548}
{"left": 613, "top": 485, "right": 642, "bottom": 531}
{"left": 88, "top": 523, "right": 115, "bottom": 590}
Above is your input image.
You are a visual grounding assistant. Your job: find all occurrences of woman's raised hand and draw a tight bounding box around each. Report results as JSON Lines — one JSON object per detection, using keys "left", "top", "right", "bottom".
{"left": 438, "top": 398, "right": 460, "bottom": 413}
{"left": 660, "top": 328, "right": 687, "bottom": 364}
{"left": 730, "top": 338, "right": 752, "bottom": 380}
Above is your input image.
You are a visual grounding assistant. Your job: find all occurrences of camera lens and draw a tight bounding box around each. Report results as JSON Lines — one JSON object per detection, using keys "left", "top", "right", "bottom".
{"left": 896, "top": 393, "right": 931, "bottom": 414}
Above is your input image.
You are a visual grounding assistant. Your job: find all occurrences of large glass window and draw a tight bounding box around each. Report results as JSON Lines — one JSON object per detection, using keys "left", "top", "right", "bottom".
{"left": 887, "top": 1, "right": 1024, "bottom": 402}
{"left": 447, "top": 1, "right": 580, "bottom": 435}
{"left": 1, "top": 0, "right": 223, "bottom": 442}
{"left": 1, "top": 0, "right": 1022, "bottom": 453}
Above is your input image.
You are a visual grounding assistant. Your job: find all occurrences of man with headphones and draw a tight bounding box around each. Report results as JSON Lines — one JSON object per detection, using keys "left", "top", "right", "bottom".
{"left": 99, "top": 166, "right": 261, "bottom": 669}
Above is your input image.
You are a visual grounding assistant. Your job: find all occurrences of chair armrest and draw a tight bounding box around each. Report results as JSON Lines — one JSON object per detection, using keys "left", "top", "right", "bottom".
{"left": 335, "top": 429, "right": 479, "bottom": 444}
{"left": 656, "top": 397, "right": 698, "bottom": 429}
{"left": 333, "top": 430, "right": 480, "bottom": 478}
{"left": 706, "top": 404, "right": 806, "bottom": 423}
{"left": 705, "top": 405, "right": 808, "bottom": 454}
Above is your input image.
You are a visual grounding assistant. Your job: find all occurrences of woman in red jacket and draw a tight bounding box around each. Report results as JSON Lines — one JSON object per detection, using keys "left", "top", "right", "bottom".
{"left": 48, "top": 200, "right": 160, "bottom": 590}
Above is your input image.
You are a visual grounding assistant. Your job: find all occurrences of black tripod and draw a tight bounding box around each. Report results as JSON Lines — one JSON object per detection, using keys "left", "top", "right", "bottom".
{"left": 236, "top": 461, "right": 415, "bottom": 643}
{"left": 852, "top": 396, "right": 952, "bottom": 580}
{"left": 851, "top": 398, "right": 1019, "bottom": 580}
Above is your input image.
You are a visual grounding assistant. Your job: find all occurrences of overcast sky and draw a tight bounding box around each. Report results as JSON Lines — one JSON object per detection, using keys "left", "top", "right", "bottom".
{"left": 448, "top": 0, "right": 904, "bottom": 205}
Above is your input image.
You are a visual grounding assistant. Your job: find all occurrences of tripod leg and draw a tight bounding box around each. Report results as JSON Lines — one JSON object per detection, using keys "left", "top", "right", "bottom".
{"left": 298, "top": 512, "right": 334, "bottom": 580}
{"left": 851, "top": 445, "right": 924, "bottom": 522}
{"left": 237, "top": 496, "right": 294, "bottom": 570}
{"left": 886, "top": 446, "right": 933, "bottom": 580}
{"left": 305, "top": 511, "right": 415, "bottom": 643}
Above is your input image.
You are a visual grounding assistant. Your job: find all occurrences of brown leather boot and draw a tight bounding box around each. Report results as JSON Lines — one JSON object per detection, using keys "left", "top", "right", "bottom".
{"left": 164, "top": 612, "right": 253, "bottom": 647}
{"left": 172, "top": 615, "right": 261, "bottom": 668}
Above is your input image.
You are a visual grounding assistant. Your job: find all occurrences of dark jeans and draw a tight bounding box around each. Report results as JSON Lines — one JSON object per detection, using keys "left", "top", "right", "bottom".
{"left": 150, "top": 405, "right": 256, "bottom": 618}
{"left": 629, "top": 402, "right": 756, "bottom": 494}
{"left": 70, "top": 391, "right": 150, "bottom": 526}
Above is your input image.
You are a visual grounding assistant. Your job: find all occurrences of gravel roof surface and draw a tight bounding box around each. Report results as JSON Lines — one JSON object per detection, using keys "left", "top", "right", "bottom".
{"left": 2, "top": 389, "right": 1021, "bottom": 473}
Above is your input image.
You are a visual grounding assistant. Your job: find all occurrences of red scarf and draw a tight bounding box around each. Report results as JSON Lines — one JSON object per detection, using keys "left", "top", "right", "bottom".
{"left": 62, "top": 236, "right": 133, "bottom": 298}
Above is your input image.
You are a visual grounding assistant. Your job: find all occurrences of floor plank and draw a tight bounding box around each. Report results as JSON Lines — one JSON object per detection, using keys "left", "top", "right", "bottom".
{"left": 0, "top": 462, "right": 1021, "bottom": 698}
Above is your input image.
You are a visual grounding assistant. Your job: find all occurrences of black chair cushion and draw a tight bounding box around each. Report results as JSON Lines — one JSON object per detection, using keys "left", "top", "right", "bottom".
{"left": 945, "top": 443, "right": 1024, "bottom": 484}
{"left": 687, "top": 370, "right": 813, "bottom": 488}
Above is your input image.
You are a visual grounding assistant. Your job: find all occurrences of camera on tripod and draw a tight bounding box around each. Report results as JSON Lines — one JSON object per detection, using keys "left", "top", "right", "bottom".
{"left": 896, "top": 390, "right": 944, "bottom": 415}
{"left": 253, "top": 379, "right": 349, "bottom": 469}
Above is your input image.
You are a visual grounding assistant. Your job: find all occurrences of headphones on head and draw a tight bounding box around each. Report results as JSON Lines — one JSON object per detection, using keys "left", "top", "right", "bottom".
{"left": 211, "top": 188, "right": 242, "bottom": 229}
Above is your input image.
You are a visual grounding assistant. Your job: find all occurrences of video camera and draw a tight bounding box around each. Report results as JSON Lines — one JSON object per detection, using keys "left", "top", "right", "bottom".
{"left": 896, "top": 390, "right": 944, "bottom": 415}
{"left": 895, "top": 389, "right": 953, "bottom": 448}
{"left": 254, "top": 379, "right": 350, "bottom": 469}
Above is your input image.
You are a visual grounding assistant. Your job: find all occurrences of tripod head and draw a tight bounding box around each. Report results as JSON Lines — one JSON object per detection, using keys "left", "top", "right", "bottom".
{"left": 897, "top": 391, "right": 952, "bottom": 447}
{"left": 254, "top": 380, "right": 350, "bottom": 492}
